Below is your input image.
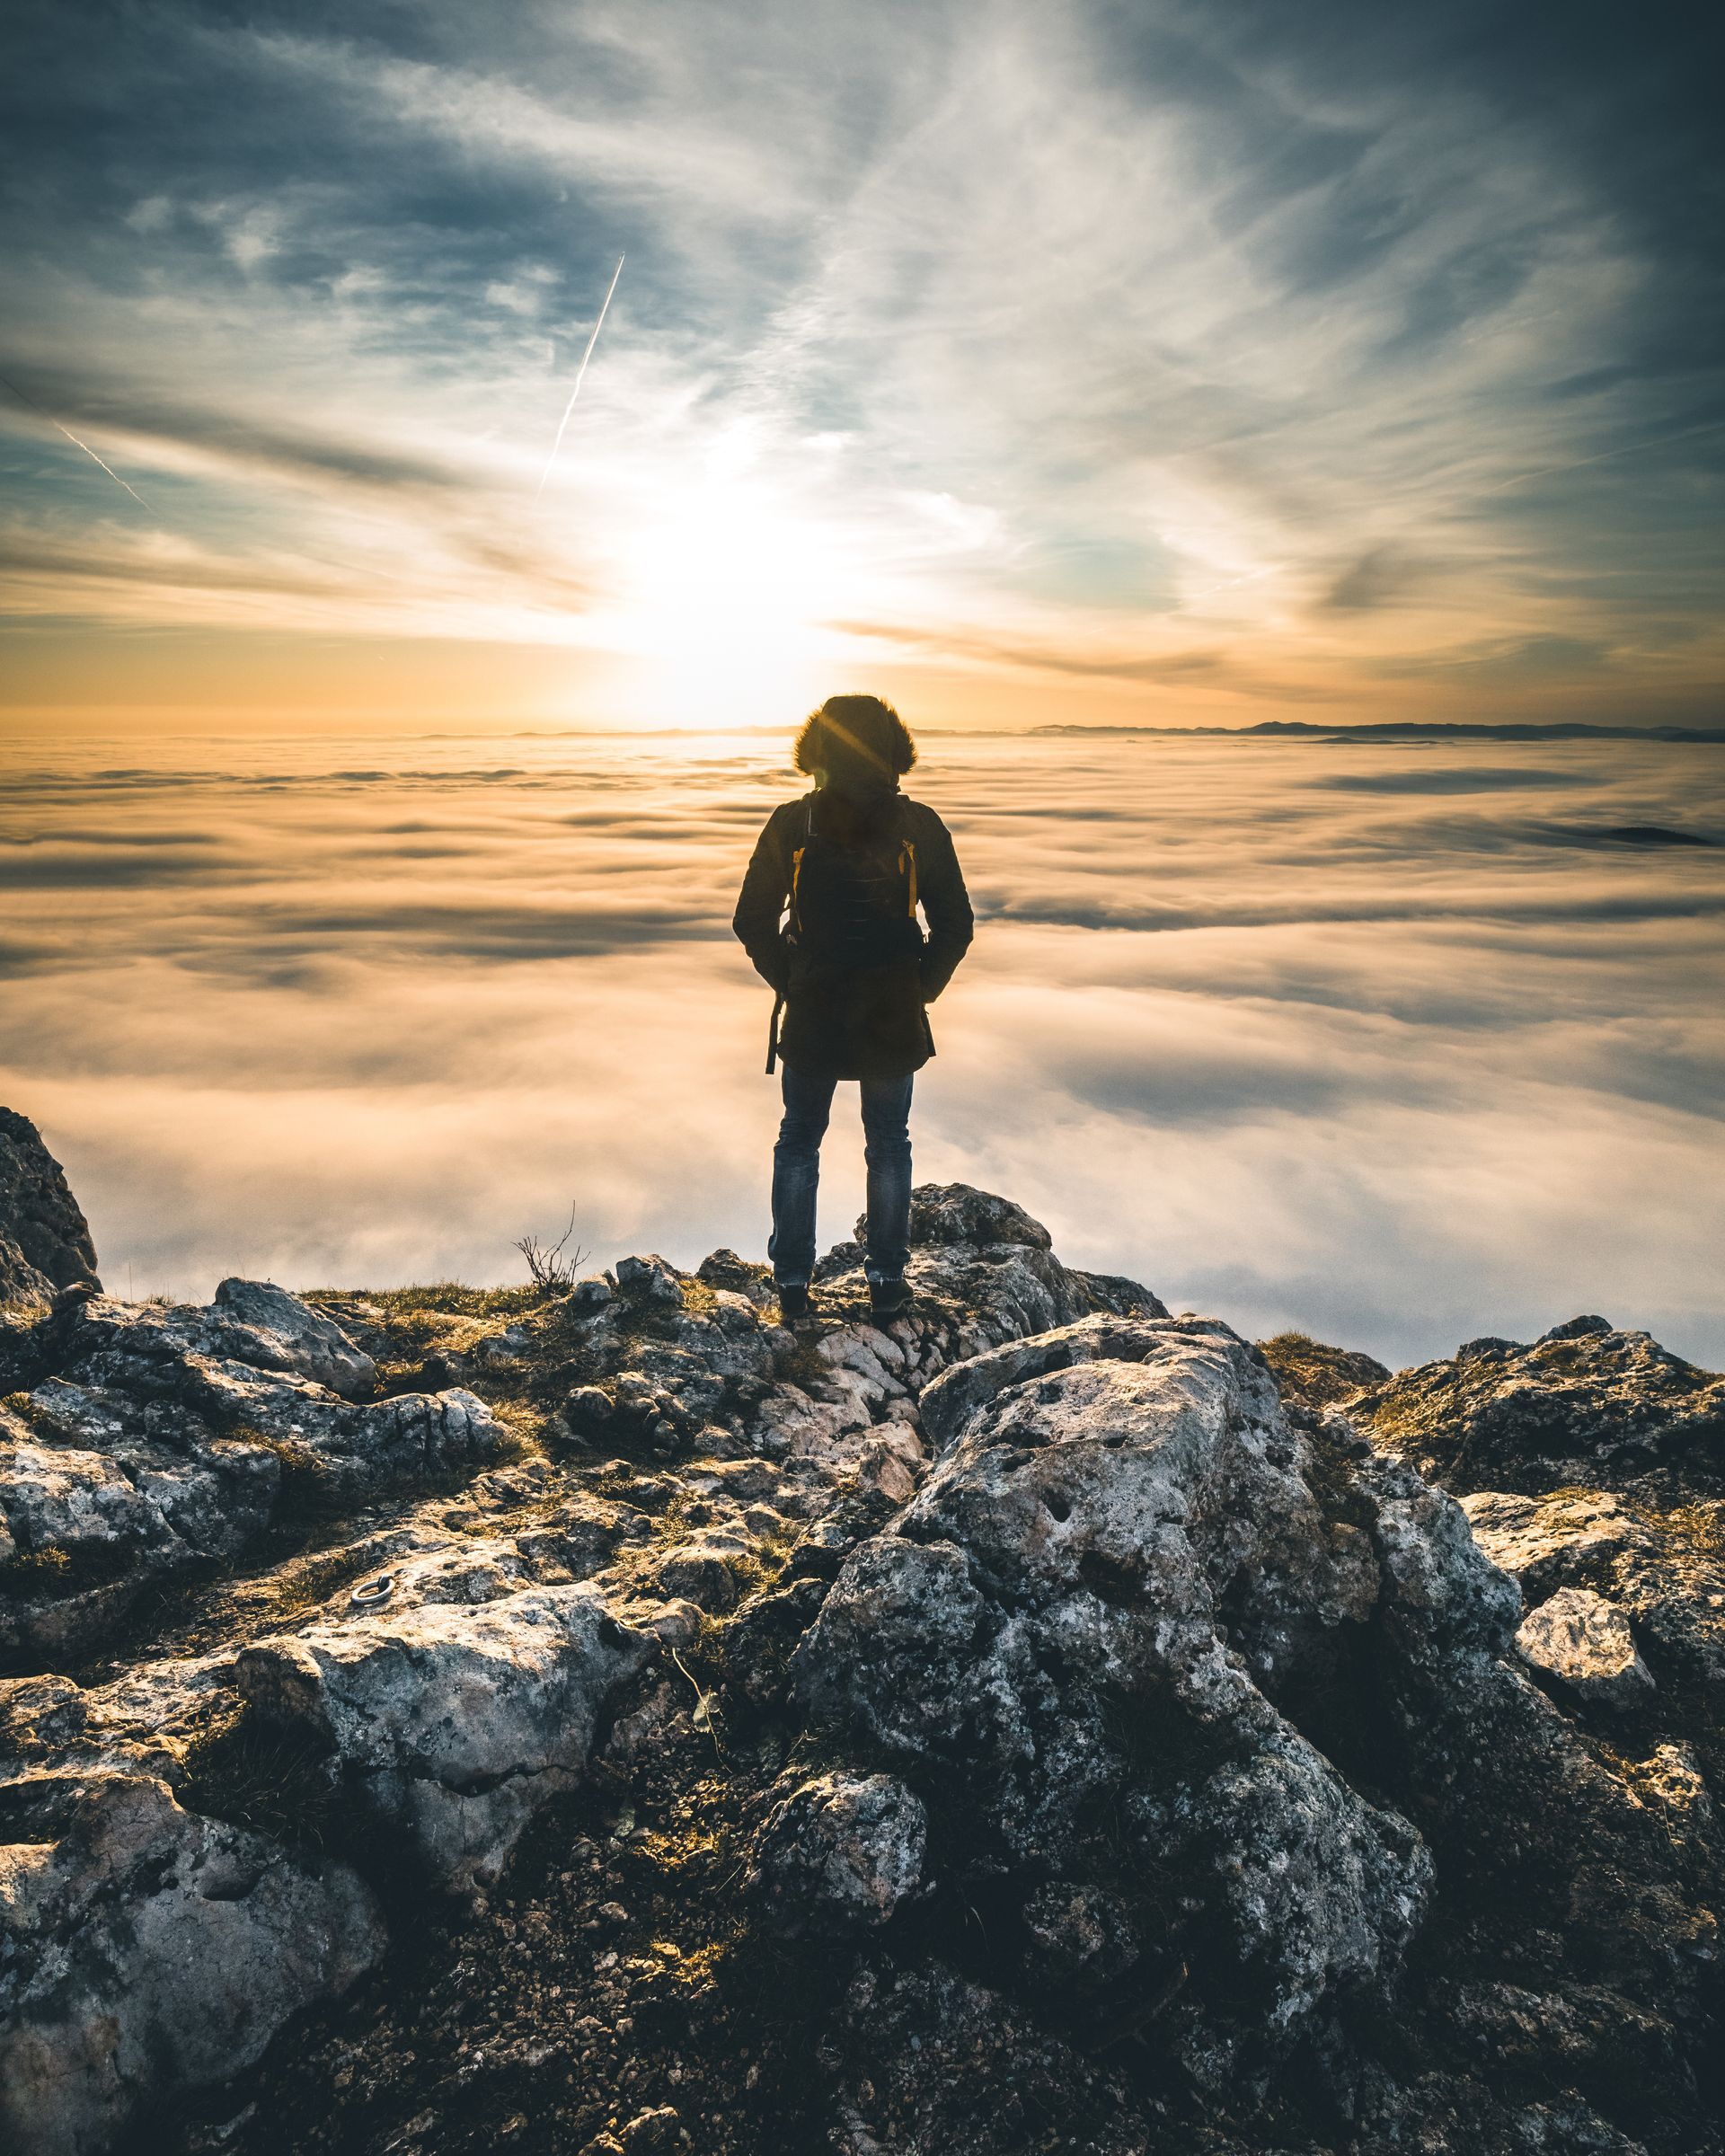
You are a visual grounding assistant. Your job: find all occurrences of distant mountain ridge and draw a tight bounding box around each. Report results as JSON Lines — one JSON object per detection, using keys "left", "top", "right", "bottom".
{"left": 1031, "top": 718, "right": 1725, "bottom": 741}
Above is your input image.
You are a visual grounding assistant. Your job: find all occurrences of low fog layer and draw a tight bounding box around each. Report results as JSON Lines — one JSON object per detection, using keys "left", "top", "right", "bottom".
{"left": 0, "top": 728, "right": 1719, "bottom": 1368}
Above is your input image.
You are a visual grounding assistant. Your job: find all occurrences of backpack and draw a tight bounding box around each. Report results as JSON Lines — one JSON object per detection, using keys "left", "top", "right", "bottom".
{"left": 783, "top": 797, "right": 924, "bottom": 973}
{"left": 764, "top": 798, "right": 924, "bottom": 1072}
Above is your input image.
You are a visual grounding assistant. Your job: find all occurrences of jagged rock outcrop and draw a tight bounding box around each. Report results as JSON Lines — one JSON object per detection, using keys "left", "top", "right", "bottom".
{"left": 0, "top": 1110, "right": 99, "bottom": 1312}
{"left": 0, "top": 1177, "right": 1161, "bottom": 2151}
{"left": 1354, "top": 1313, "right": 1725, "bottom": 1495}
{"left": 1460, "top": 1484, "right": 1725, "bottom": 1719}
{"left": 783, "top": 1309, "right": 1717, "bottom": 2134}
{"left": 1, "top": 1281, "right": 501, "bottom": 1663}
{"left": 1358, "top": 1318, "right": 1725, "bottom": 1792}
{"left": 1, "top": 1144, "right": 1721, "bottom": 2156}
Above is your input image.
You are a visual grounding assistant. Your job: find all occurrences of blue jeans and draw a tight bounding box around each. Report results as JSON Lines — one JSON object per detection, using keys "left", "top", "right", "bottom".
{"left": 769, "top": 1066, "right": 914, "bottom": 1288}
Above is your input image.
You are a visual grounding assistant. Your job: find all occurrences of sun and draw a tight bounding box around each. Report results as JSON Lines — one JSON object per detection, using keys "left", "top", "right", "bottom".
{"left": 611, "top": 444, "right": 858, "bottom": 729}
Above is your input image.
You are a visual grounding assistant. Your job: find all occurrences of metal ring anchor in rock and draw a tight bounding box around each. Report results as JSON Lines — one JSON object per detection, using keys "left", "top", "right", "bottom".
{"left": 349, "top": 1573, "right": 396, "bottom": 1608}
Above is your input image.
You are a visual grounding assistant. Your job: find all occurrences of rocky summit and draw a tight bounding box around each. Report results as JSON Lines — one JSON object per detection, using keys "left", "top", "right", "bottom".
{"left": 0, "top": 1116, "right": 1721, "bottom": 2156}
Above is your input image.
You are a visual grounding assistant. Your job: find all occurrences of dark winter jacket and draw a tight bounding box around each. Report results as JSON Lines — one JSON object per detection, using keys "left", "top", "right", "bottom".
{"left": 732, "top": 785, "right": 974, "bottom": 1079}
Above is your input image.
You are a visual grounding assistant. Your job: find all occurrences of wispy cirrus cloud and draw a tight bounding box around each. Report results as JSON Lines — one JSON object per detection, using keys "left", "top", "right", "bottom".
{"left": 1, "top": 0, "right": 1721, "bottom": 726}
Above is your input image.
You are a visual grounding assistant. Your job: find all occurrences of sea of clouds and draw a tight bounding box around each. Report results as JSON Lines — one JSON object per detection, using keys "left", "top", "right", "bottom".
{"left": 0, "top": 727, "right": 1720, "bottom": 1368}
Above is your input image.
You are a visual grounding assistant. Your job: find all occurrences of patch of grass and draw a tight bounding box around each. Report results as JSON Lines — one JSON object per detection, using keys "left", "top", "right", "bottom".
{"left": 178, "top": 1699, "right": 340, "bottom": 1851}
{"left": 305, "top": 1282, "right": 544, "bottom": 1322}
{"left": 0, "top": 1539, "right": 141, "bottom": 1608}
{"left": 1660, "top": 1499, "right": 1725, "bottom": 1563}
{"left": 1257, "top": 1331, "right": 1390, "bottom": 1410}
{"left": 6, "top": 1542, "right": 69, "bottom": 1577}
{"left": 2, "top": 1391, "right": 65, "bottom": 1439}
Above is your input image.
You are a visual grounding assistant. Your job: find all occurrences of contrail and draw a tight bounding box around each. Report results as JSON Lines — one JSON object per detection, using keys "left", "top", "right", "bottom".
{"left": 1481, "top": 416, "right": 1725, "bottom": 499}
{"left": 535, "top": 254, "right": 624, "bottom": 499}
{"left": 0, "top": 369, "right": 155, "bottom": 510}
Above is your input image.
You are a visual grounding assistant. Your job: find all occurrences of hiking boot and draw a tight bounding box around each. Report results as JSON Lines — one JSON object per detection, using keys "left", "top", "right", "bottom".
{"left": 777, "top": 1283, "right": 812, "bottom": 1323}
{"left": 870, "top": 1278, "right": 914, "bottom": 1323}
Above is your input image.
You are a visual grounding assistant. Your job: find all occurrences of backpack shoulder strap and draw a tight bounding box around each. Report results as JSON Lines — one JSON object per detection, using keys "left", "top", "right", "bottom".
{"left": 787, "top": 797, "right": 814, "bottom": 935}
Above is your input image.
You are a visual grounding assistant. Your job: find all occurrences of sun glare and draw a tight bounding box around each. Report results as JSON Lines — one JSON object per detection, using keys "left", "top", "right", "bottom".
{"left": 612, "top": 448, "right": 856, "bottom": 729}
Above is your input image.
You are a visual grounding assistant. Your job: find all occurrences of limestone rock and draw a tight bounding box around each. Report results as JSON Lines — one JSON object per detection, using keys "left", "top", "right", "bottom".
{"left": 234, "top": 1584, "right": 657, "bottom": 1894}
{"left": 880, "top": 1184, "right": 1054, "bottom": 1250}
{"left": 792, "top": 1317, "right": 1438, "bottom": 2058}
{"left": 1462, "top": 1488, "right": 1651, "bottom": 1594}
{"left": 0, "top": 1773, "right": 380, "bottom": 2156}
{"left": 7, "top": 1151, "right": 1722, "bottom": 2156}
{"left": 0, "top": 1282, "right": 500, "bottom": 1661}
{"left": 1461, "top": 1483, "right": 1725, "bottom": 1710}
{"left": 0, "top": 1430, "right": 187, "bottom": 1565}
{"left": 613, "top": 1253, "right": 685, "bottom": 1305}
{"left": 207, "top": 1277, "right": 378, "bottom": 1396}
{"left": 748, "top": 1770, "right": 926, "bottom": 1936}
{"left": 1517, "top": 1586, "right": 1655, "bottom": 1709}
{"left": 0, "top": 1650, "right": 241, "bottom": 1790}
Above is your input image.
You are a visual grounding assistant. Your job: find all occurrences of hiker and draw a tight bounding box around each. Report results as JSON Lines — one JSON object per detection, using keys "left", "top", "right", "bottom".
{"left": 732, "top": 694, "right": 974, "bottom": 1324}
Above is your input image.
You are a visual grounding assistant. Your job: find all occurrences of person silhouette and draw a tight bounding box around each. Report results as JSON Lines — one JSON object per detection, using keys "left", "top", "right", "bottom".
{"left": 733, "top": 695, "right": 974, "bottom": 1323}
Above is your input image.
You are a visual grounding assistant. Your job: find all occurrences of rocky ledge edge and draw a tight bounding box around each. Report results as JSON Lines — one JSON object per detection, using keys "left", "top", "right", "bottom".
{"left": 0, "top": 1112, "right": 1721, "bottom": 2156}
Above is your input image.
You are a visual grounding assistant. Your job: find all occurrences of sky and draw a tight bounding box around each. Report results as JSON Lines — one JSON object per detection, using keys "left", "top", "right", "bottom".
{"left": 1, "top": 4, "right": 1720, "bottom": 1367}
{"left": 3, "top": 728, "right": 1721, "bottom": 1369}
{"left": 3, "top": 0, "right": 1723, "bottom": 731}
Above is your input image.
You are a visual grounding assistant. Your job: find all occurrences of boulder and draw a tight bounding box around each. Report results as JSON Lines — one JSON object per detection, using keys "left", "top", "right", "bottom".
{"left": 207, "top": 1277, "right": 378, "bottom": 1396}
{"left": 1, "top": 1283, "right": 501, "bottom": 1662}
{"left": 1517, "top": 1586, "right": 1655, "bottom": 1710}
{"left": 1461, "top": 1489, "right": 1652, "bottom": 1595}
{"left": 1461, "top": 1485, "right": 1725, "bottom": 1710}
{"left": 791, "top": 1317, "right": 1439, "bottom": 2063}
{"left": 0, "top": 1773, "right": 380, "bottom": 2156}
{"left": 878, "top": 1184, "right": 1055, "bottom": 1250}
{"left": 0, "top": 1427, "right": 187, "bottom": 1566}
{"left": 234, "top": 1584, "right": 658, "bottom": 1894}
{"left": 748, "top": 1770, "right": 926, "bottom": 1936}
{"left": 0, "top": 1650, "right": 241, "bottom": 1789}
{"left": 613, "top": 1254, "right": 685, "bottom": 1305}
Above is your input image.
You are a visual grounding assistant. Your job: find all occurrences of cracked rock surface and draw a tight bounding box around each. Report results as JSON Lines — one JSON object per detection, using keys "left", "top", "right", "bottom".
{"left": 2, "top": 1121, "right": 1721, "bottom": 2156}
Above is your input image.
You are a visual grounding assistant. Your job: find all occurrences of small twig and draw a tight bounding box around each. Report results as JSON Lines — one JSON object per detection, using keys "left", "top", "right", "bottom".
{"left": 514, "top": 1202, "right": 587, "bottom": 1293}
{"left": 668, "top": 1645, "right": 726, "bottom": 1759}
